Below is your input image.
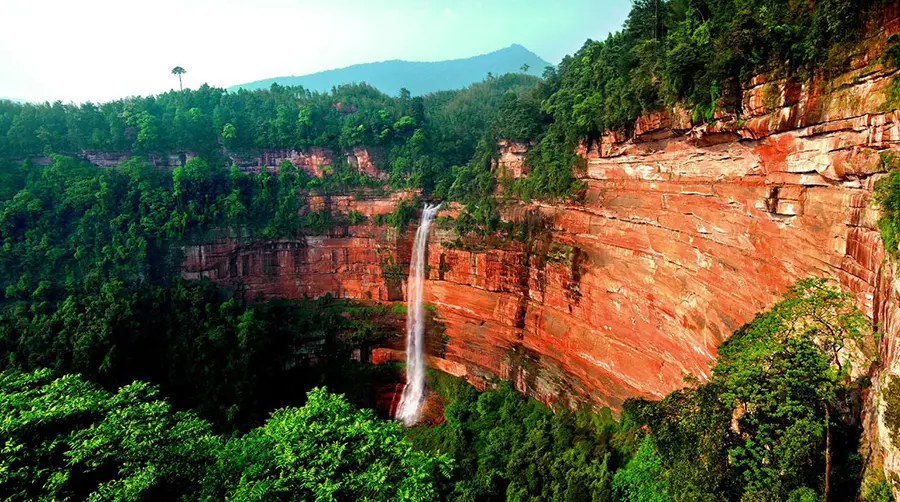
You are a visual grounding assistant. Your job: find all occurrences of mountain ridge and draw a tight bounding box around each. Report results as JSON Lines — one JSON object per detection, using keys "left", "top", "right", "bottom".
{"left": 227, "top": 44, "right": 550, "bottom": 96}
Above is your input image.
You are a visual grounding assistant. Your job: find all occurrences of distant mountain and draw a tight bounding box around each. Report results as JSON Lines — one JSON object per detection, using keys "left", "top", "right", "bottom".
{"left": 0, "top": 97, "right": 27, "bottom": 104}
{"left": 228, "top": 44, "right": 551, "bottom": 96}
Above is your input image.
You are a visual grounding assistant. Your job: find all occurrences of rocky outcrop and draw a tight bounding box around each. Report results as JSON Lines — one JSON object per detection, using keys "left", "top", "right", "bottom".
{"left": 495, "top": 139, "right": 531, "bottom": 178}
{"left": 229, "top": 147, "right": 334, "bottom": 176}
{"left": 26, "top": 146, "right": 385, "bottom": 178}
{"left": 183, "top": 57, "right": 900, "bottom": 409}
{"left": 346, "top": 146, "right": 385, "bottom": 179}
{"left": 228, "top": 146, "right": 384, "bottom": 178}
{"left": 182, "top": 190, "right": 417, "bottom": 302}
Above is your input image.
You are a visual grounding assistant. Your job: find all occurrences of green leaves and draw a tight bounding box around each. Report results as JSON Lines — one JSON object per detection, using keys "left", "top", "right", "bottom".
{"left": 204, "top": 388, "right": 450, "bottom": 501}
{"left": 613, "top": 437, "right": 668, "bottom": 502}
{"left": 1, "top": 372, "right": 448, "bottom": 502}
{"left": 409, "top": 376, "right": 618, "bottom": 501}
{"left": 0, "top": 370, "right": 217, "bottom": 501}
{"left": 621, "top": 278, "right": 872, "bottom": 501}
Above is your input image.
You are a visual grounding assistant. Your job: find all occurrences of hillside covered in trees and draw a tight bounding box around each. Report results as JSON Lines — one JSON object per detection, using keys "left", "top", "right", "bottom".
{"left": 1, "top": 0, "right": 898, "bottom": 501}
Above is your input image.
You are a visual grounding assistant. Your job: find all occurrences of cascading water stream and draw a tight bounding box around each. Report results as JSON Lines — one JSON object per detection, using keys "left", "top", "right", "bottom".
{"left": 396, "top": 203, "right": 441, "bottom": 426}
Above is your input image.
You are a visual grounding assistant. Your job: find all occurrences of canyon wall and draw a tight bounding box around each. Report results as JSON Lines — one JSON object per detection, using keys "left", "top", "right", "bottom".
{"left": 181, "top": 12, "right": 900, "bottom": 489}
{"left": 183, "top": 60, "right": 900, "bottom": 408}
{"left": 427, "top": 90, "right": 896, "bottom": 411}
{"left": 26, "top": 146, "right": 384, "bottom": 178}
{"left": 182, "top": 190, "right": 416, "bottom": 302}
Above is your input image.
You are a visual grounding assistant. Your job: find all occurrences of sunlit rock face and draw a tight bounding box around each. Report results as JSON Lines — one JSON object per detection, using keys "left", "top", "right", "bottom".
{"left": 429, "top": 40, "right": 900, "bottom": 411}
{"left": 183, "top": 82, "right": 895, "bottom": 408}
{"left": 181, "top": 13, "right": 900, "bottom": 488}
{"left": 182, "top": 190, "right": 417, "bottom": 302}
{"left": 183, "top": 52, "right": 899, "bottom": 409}
{"left": 432, "top": 124, "right": 890, "bottom": 409}
{"left": 494, "top": 139, "right": 531, "bottom": 178}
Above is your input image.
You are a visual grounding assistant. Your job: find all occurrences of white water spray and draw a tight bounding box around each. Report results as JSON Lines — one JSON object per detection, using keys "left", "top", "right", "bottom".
{"left": 396, "top": 203, "right": 441, "bottom": 426}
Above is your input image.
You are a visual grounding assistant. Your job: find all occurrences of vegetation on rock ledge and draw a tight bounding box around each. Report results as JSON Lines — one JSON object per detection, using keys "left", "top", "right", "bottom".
{"left": 406, "top": 278, "right": 876, "bottom": 502}
{"left": 0, "top": 1, "right": 893, "bottom": 500}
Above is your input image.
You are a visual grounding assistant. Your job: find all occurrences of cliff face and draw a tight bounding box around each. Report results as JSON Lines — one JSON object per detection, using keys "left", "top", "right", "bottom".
{"left": 182, "top": 190, "right": 416, "bottom": 302}
{"left": 181, "top": 14, "right": 900, "bottom": 485}
{"left": 494, "top": 139, "right": 531, "bottom": 179}
{"left": 183, "top": 62, "right": 900, "bottom": 408}
{"left": 228, "top": 146, "right": 384, "bottom": 178}
{"left": 427, "top": 85, "right": 895, "bottom": 410}
{"left": 27, "top": 146, "right": 384, "bottom": 178}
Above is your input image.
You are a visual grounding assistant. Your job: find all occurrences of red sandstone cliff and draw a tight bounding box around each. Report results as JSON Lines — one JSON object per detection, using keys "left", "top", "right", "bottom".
{"left": 182, "top": 190, "right": 417, "bottom": 302}
{"left": 183, "top": 60, "right": 900, "bottom": 409}
{"left": 28, "top": 146, "right": 385, "bottom": 178}
{"left": 181, "top": 12, "right": 900, "bottom": 490}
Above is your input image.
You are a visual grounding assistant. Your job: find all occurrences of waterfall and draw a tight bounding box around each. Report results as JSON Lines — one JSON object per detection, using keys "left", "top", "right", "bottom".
{"left": 396, "top": 203, "right": 441, "bottom": 426}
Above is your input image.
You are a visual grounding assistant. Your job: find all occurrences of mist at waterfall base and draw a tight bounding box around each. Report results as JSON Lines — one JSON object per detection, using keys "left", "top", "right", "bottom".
{"left": 396, "top": 203, "right": 441, "bottom": 426}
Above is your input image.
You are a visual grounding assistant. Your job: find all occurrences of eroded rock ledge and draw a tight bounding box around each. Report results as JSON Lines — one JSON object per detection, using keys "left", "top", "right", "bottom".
{"left": 185, "top": 9, "right": 900, "bottom": 423}
{"left": 178, "top": 13, "right": 900, "bottom": 489}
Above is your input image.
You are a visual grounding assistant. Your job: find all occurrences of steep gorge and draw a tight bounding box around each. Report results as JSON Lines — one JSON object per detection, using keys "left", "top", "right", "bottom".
{"left": 180, "top": 10, "right": 900, "bottom": 486}
{"left": 185, "top": 64, "right": 891, "bottom": 397}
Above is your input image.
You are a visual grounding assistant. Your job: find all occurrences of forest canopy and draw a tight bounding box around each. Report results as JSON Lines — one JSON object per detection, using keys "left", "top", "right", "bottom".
{"left": 0, "top": 1, "right": 894, "bottom": 501}
{"left": 0, "top": 370, "right": 449, "bottom": 501}
{"left": 0, "top": 1, "right": 884, "bottom": 202}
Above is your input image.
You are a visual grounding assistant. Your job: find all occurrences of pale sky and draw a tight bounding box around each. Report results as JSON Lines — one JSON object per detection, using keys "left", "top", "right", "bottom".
{"left": 0, "top": 0, "right": 631, "bottom": 104}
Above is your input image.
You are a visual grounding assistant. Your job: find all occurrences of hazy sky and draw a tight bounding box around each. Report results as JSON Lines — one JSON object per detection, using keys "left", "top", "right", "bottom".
{"left": 0, "top": 0, "right": 630, "bottom": 104}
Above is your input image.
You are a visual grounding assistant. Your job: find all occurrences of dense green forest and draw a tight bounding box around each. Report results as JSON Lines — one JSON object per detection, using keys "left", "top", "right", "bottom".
{"left": 1, "top": 0, "right": 897, "bottom": 500}
{"left": 0, "top": 0, "right": 887, "bottom": 207}
{"left": 0, "top": 279, "right": 885, "bottom": 500}
{"left": 1, "top": 370, "right": 449, "bottom": 500}
{"left": 0, "top": 74, "right": 537, "bottom": 203}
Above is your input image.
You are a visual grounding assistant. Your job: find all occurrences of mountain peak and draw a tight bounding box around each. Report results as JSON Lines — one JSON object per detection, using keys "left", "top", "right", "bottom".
{"left": 228, "top": 45, "right": 551, "bottom": 97}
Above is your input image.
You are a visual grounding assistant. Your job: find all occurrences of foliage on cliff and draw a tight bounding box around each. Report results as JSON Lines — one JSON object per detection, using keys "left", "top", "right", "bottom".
{"left": 875, "top": 153, "right": 900, "bottom": 255}
{"left": 490, "top": 0, "right": 886, "bottom": 199}
{"left": 541, "top": 0, "right": 871, "bottom": 142}
{"left": 0, "top": 154, "right": 401, "bottom": 429}
{"left": 618, "top": 278, "right": 870, "bottom": 501}
{"left": 400, "top": 280, "right": 873, "bottom": 502}
{"left": 0, "top": 370, "right": 449, "bottom": 501}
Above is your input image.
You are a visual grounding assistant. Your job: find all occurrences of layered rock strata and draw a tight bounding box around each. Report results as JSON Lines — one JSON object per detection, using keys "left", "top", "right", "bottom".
{"left": 183, "top": 58, "right": 900, "bottom": 408}
{"left": 177, "top": 8, "right": 900, "bottom": 490}
{"left": 182, "top": 9, "right": 900, "bottom": 470}
{"left": 22, "top": 146, "right": 383, "bottom": 178}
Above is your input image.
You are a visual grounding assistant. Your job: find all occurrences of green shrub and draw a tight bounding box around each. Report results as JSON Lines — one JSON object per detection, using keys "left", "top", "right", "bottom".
{"left": 374, "top": 198, "right": 418, "bottom": 231}
{"left": 874, "top": 170, "right": 900, "bottom": 255}
{"left": 861, "top": 477, "right": 894, "bottom": 502}
{"left": 883, "top": 77, "right": 900, "bottom": 112}
{"left": 884, "top": 376, "right": 900, "bottom": 449}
